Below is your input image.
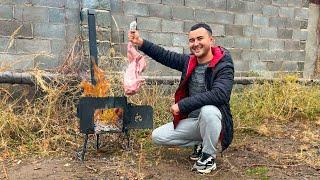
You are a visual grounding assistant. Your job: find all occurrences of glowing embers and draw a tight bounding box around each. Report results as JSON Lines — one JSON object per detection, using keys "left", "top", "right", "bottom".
{"left": 94, "top": 108, "right": 123, "bottom": 133}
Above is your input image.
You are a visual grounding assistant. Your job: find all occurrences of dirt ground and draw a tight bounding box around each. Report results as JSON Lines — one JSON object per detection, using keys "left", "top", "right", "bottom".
{"left": 2, "top": 119, "right": 320, "bottom": 180}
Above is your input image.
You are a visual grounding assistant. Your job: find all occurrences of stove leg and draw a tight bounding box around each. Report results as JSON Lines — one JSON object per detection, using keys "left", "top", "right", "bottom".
{"left": 124, "top": 128, "right": 130, "bottom": 149}
{"left": 95, "top": 134, "right": 100, "bottom": 150}
{"left": 77, "top": 134, "right": 89, "bottom": 162}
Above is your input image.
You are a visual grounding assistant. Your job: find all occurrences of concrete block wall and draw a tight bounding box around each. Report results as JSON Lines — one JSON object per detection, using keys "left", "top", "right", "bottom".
{"left": 98, "top": 0, "right": 310, "bottom": 77}
{"left": 0, "top": 0, "right": 312, "bottom": 77}
{"left": 0, "top": 0, "right": 81, "bottom": 70}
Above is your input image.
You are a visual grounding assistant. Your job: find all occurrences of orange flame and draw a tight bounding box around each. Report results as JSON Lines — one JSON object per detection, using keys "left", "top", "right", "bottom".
{"left": 80, "top": 62, "right": 122, "bottom": 125}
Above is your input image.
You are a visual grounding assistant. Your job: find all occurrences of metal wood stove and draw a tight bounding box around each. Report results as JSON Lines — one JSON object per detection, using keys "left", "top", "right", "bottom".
{"left": 76, "top": 9, "right": 153, "bottom": 161}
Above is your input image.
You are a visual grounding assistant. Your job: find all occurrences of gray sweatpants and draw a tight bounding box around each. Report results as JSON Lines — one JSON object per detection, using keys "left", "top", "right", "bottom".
{"left": 152, "top": 105, "right": 222, "bottom": 158}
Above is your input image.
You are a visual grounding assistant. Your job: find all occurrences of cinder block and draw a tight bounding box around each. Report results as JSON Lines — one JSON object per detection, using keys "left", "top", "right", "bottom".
{"left": 250, "top": 61, "right": 268, "bottom": 71}
{"left": 266, "top": 61, "right": 284, "bottom": 71}
{"left": 173, "top": 34, "right": 188, "bottom": 47}
{"left": 0, "top": 21, "right": 33, "bottom": 37}
{"left": 16, "top": 39, "right": 51, "bottom": 53}
{"left": 268, "top": 39, "right": 285, "bottom": 50}
{"left": 51, "top": 39, "right": 67, "bottom": 55}
{"left": 228, "top": 48, "right": 242, "bottom": 61}
{"left": 287, "top": 0, "right": 302, "bottom": 7}
{"left": 206, "top": 0, "right": 227, "bottom": 10}
{"left": 149, "top": 4, "right": 172, "bottom": 19}
{"left": 259, "top": 0, "right": 272, "bottom": 5}
{"left": 234, "top": 37, "right": 251, "bottom": 49}
{"left": 110, "top": 0, "right": 123, "bottom": 13}
{"left": 0, "top": 54, "right": 34, "bottom": 70}
{"left": 96, "top": 10, "right": 111, "bottom": 28}
{"left": 284, "top": 40, "right": 300, "bottom": 50}
{"left": 82, "top": 0, "right": 100, "bottom": 9}
{"left": 0, "top": 37, "right": 15, "bottom": 53}
{"left": 272, "top": 0, "right": 288, "bottom": 6}
{"left": 259, "top": 50, "right": 277, "bottom": 60}
{"left": 110, "top": 29, "right": 124, "bottom": 44}
{"left": 32, "top": 0, "right": 65, "bottom": 8}
{"left": 252, "top": 15, "right": 269, "bottom": 26}
{"left": 34, "top": 23, "right": 66, "bottom": 39}
{"left": 99, "top": 0, "right": 111, "bottom": 10}
{"left": 162, "top": 20, "right": 184, "bottom": 33}
{"left": 213, "top": 12, "right": 234, "bottom": 24}
{"left": 292, "top": 29, "right": 308, "bottom": 40}
{"left": 137, "top": 17, "right": 161, "bottom": 31}
{"left": 34, "top": 55, "right": 60, "bottom": 69}
{"left": 185, "top": 0, "right": 207, "bottom": 8}
{"left": 66, "top": 0, "right": 80, "bottom": 9}
{"left": 123, "top": 1, "right": 149, "bottom": 16}
{"left": 0, "top": 5, "right": 13, "bottom": 20}
{"left": 241, "top": 50, "right": 259, "bottom": 61}
{"left": 184, "top": 21, "right": 197, "bottom": 33}
{"left": 244, "top": 1, "right": 262, "bottom": 14}
{"left": 49, "top": 8, "right": 64, "bottom": 23}
{"left": 148, "top": 32, "right": 172, "bottom": 46}
{"left": 286, "top": 19, "right": 300, "bottom": 28}
{"left": 172, "top": 6, "right": 194, "bottom": 21}
{"left": 110, "top": 13, "right": 135, "bottom": 30}
{"left": 294, "top": 8, "right": 309, "bottom": 20}
{"left": 136, "top": 0, "right": 161, "bottom": 3}
{"left": 234, "top": 14, "right": 252, "bottom": 25}
{"left": 290, "top": 50, "right": 305, "bottom": 61}
{"left": 234, "top": 60, "right": 250, "bottom": 71}
{"left": 244, "top": 26, "right": 260, "bottom": 37}
{"left": 215, "top": 36, "right": 234, "bottom": 48}
{"left": 16, "top": 6, "right": 49, "bottom": 22}
{"left": 97, "top": 41, "right": 111, "bottom": 56}
{"left": 262, "top": 5, "right": 279, "bottom": 16}
{"left": 260, "top": 27, "right": 277, "bottom": 38}
{"left": 277, "top": 28, "right": 293, "bottom": 39}
{"left": 251, "top": 38, "right": 268, "bottom": 49}
{"left": 209, "top": 24, "right": 225, "bottom": 36}
{"left": 195, "top": 9, "right": 214, "bottom": 23}
{"left": 275, "top": 50, "right": 291, "bottom": 61}
{"left": 227, "top": 0, "right": 246, "bottom": 13}
{"left": 279, "top": 7, "right": 294, "bottom": 18}
{"left": 282, "top": 61, "right": 299, "bottom": 71}
{"left": 162, "top": 0, "right": 184, "bottom": 6}
{"left": 65, "top": 8, "right": 80, "bottom": 24}
{"left": 66, "top": 24, "right": 80, "bottom": 44}
{"left": 269, "top": 17, "right": 287, "bottom": 28}
{"left": 225, "top": 25, "right": 243, "bottom": 36}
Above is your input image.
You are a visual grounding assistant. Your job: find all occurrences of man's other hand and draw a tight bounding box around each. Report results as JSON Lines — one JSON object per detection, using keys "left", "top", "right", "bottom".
{"left": 128, "top": 30, "right": 144, "bottom": 46}
{"left": 170, "top": 104, "right": 180, "bottom": 115}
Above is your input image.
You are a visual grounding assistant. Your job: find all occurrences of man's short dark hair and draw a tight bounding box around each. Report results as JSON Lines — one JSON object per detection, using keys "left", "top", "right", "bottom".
{"left": 190, "top": 23, "right": 212, "bottom": 35}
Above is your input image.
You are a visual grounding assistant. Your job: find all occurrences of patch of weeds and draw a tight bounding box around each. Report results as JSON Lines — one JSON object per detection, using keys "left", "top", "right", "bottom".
{"left": 246, "top": 166, "right": 269, "bottom": 179}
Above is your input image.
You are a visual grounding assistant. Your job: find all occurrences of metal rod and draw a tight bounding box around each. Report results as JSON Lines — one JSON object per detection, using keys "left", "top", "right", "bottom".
{"left": 88, "top": 9, "right": 98, "bottom": 85}
{"left": 0, "top": 72, "right": 320, "bottom": 86}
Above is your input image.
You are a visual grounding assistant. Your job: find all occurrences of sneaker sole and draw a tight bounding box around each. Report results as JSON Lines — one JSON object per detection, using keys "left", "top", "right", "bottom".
{"left": 197, "top": 163, "right": 217, "bottom": 174}
{"left": 190, "top": 157, "right": 199, "bottom": 161}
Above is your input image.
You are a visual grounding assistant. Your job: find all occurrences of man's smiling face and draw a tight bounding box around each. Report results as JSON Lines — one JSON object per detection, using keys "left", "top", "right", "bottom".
{"left": 188, "top": 27, "right": 213, "bottom": 60}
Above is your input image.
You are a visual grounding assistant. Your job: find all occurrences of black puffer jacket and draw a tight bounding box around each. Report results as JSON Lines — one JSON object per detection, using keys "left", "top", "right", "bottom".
{"left": 139, "top": 40, "right": 234, "bottom": 151}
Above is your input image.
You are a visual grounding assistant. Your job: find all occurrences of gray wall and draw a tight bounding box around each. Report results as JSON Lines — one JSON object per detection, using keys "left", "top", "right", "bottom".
{"left": 0, "top": 0, "right": 312, "bottom": 77}
{"left": 0, "top": 0, "right": 80, "bottom": 70}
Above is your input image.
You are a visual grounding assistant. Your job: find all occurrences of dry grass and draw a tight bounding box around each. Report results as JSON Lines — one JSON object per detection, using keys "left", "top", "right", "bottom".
{"left": 231, "top": 75, "right": 320, "bottom": 129}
